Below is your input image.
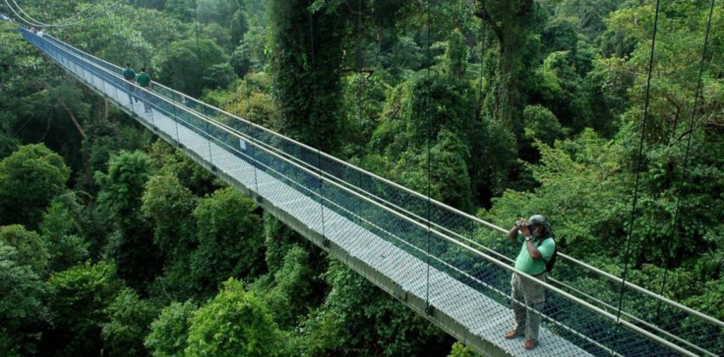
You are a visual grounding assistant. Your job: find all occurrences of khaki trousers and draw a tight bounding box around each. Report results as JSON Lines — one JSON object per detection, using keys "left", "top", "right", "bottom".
{"left": 510, "top": 272, "right": 547, "bottom": 342}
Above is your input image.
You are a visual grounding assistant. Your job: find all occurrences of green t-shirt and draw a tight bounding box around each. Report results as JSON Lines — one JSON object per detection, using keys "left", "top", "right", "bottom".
{"left": 137, "top": 72, "right": 151, "bottom": 87}
{"left": 514, "top": 233, "right": 555, "bottom": 275}
{"left": 123, "top": 68, "right": 136, "bottom": 80}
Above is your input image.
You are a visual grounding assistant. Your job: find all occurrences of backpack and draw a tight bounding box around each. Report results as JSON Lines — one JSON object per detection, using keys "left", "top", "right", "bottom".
{"left": 536, "top": 237, "right": 557, "bottom": 273}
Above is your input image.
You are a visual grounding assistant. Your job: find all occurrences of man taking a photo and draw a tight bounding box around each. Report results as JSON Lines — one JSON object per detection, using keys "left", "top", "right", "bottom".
{"left": 504, "top": 214, "right": 556, "bottom": 349}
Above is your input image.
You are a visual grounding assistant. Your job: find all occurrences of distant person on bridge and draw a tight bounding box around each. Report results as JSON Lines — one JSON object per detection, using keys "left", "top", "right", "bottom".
{"left": 505, "top": 214, "right": 556, "bottom": 350}
{"left": 122, "top": 63, "right": 137, "bottom": 105}
{"left": 136, "top": 68, "right": 153, "bottom": 113}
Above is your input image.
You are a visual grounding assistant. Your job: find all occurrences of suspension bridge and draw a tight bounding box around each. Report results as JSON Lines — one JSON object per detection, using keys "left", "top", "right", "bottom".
{"left": 8, "top": 22, "right": 724, "bottom": 357}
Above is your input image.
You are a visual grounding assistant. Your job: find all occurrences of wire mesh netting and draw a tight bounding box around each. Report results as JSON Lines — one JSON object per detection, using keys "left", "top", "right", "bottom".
{"left": 23, "top": 29, "right": 724, "bottom": 357}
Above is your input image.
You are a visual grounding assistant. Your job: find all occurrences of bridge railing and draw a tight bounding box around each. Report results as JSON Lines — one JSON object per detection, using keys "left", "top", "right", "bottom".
{"left": 25, "top": 28, "right": 723, "bottom": 357}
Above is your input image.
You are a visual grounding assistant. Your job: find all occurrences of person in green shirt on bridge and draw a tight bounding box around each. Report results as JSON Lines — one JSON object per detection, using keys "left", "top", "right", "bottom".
{"left": 122, "top": 63, "right": 137, "bottom": 104}
{"left": 504, "top": 214, "right": 556, "bottom": 350}
{"left": 136, "top": 68, "right": 152, "bottom": 113}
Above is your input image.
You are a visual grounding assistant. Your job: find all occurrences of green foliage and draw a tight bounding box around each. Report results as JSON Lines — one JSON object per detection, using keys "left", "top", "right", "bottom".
{"left": 263, "top": 213, "right": 303, "bottom": 274}
{"left": 0, "top": 225, "right": 47, "bottom": 274}
{"left": 404, "top": 73, "right": 474, "bottom": 149}
{"left": 532, "top": 50, "right": 593, "bottom": 132}
{"left": 142, "top": 174, "right": 198, "bottom": 253}
{"left": 142, "top": 173, "right": 198, "bottom": 300}
{"left": 185, "top": 279, "right": 282, "bottom": 357}
{"left": 448, "top": 342, "right": 477, "bottom": 357}
{"left": 444, "top": 29, "right": 467, "bottom": 77}
{"left": 541, "top": 17, "right": 578, "bottom": 55}
{"left": 477, "top": 0, "right": 541, "bottom": 130}
{"left": 148, "top": 141, "right": 221, "bottom": 197}
{"left": 203, "top": 23, "right": 233, "bottom": 52}
{"left": 145, "top": 301, "right": 197, "bottom": 357}
{"left": 191, "top": 188, "right": 264, "bottom": 296}
{"left": 368, "top": 72, "right": 477, "bottom": 211}
{"left": 0, "top": 243, "right": 46, "bottom": 356}
{"left": 523, "top": 105, "right": 566, "bottom": 145}
{"left": 485, "top": 129, "right": 629, "bottom": 259}
{"left": 165, "top": 0, "right": 194, "bottom": 21}
{"left": 224, "top": 73, "right": 283, "bottom": 129}
{"left": 269, "top": 0, "right": 346, "bottom": 153}
{"left": 395, "top": 131, "right": 475, "bottom": 212}
{"left": 685, "top": 280, "right": 724, "bottom": 321}
{"left": 97, "top": 151, "right": 160, "bottom": 291}
{"left": 230, "top": 7, "right": 249, "bottom": 46}
{"left": 202, "top": 63, "right": 237, "bottom": 90}
{"left": 340, "top": 73, "right": 390, "bottom": 156}
{"left": 0, "top": 22, "right": 57, "bottom": 121}
{"left": 263, "top": 246, "right": 316, "bottom": 329}
{"left": 230, "top": 41, "right": 253, "bottom": 77}
{"left": 196, "top": 0, "right": 234, "bottom": 25}
{"left": 0, "top": 144, "right": 70, "bottom": 229}
{"left": 102, "top": 288, "right": 159, "bottom": 357}
{"left": 299, "top": 260, "right": 450, "bottom": 356}
{"left": 158, "top": 39, "right": 229, "bottom": 97}
{"left": 41, "top": 198, "right": 90, "bottom": 273}
{"left": 46, "top": 261, "right": 124, "bottom": 357}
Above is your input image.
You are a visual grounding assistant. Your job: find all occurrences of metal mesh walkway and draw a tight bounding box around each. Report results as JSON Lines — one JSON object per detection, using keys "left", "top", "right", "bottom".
{"left": 19, "top": 27, "right": 724, "bottom": 357}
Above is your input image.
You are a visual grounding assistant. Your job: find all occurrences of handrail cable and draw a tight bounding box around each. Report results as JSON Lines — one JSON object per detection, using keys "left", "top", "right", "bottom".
{"left": 424, "top": 0, "right": 433, "bottom": 309}
{"left": 617, "top": 0, "right": 661, "bottom": 322}
{"left": 308, "top": 8, "right": 326, "bottom": 239}
{"left": 4, "top": 0, "right": 125, "bottom": 28}
{"left": 11, "top": 0, "right": 109, "bottom": 26}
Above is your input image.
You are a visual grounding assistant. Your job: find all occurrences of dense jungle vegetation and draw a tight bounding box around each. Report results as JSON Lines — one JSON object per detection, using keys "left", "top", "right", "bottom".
{"left": 0, "top": 0, "right": 723, "bottom": 356}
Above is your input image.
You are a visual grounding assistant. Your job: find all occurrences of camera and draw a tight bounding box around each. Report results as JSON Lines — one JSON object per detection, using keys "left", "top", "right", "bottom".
{"left": 515, "top": 220, "right": 531, "bottom": 229}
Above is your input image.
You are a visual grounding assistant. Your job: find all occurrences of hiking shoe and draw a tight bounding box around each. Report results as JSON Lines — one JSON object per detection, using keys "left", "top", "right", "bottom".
{"left": 524, "top": 339, "right": 537, "bottom": 349}
{"left": 505, "top": 331, "right": 521, "bottom": 339}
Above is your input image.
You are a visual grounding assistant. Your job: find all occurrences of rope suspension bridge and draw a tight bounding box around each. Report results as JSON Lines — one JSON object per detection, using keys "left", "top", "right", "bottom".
{"left": 3, "top": 2, "right": 723, "bottom": 356}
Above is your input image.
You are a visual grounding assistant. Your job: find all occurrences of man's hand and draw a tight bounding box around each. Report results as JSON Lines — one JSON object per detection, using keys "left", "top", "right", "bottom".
{"left": 508, "top": 218, "right": 527, "bottom": 241}
{"left": 517, "top": 218, "right": 530, "bottom": 238}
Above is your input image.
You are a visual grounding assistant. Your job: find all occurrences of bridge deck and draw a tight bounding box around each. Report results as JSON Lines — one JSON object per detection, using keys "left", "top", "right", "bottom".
{"left": 25, "top": 29, "right": 607, "bottom": 357}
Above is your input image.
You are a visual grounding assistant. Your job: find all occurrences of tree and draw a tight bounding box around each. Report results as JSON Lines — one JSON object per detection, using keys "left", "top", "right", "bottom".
{"left": 368, "top": 72, "right": 477, "bottom": 211}
{"left": 145, "top": 301, "right": 197, "bottom": 357}
{"left": 142, "top": 174, "right": 197, "bottom": 254}
{"left": 165, "top": 0, "right": 194, "bottom": 21}
{"left": 0, "top": 144, "right": 70, "bottom": 229}
{"left": 202, "top": 63, "right": 237, "bottom": 90}
{"left": 230, "top": 41, "right": 253, "bottom": 78}
{"left": 0, "top": 243, "right": 46, "bottom": 356}
{"left": 519, "top": 104, "right": 566, "bottom": 162}
{"left": 448, "top": 342, "right": 477, "bottom": 357}
{"left": 191, "top": 188, "right": 264, "bottom": 296}
{"left": 484, "top": 129, "right": 630, "bottom": 260}
{"left": 262, "top": 246, "right": 317, "bottom": 329}
{"left": 269, "top": 0, "right": 346, "bottom": 153}
{"left": 475, "top": 0, "right": 540, "bottom": 131}
{"left": 102, "top": 288, "right": 159, "bottom": 357}
{"left": 299, "top": 260, "right": 451, "bottom": 357}
{"left": 185, "top": 279, "right": 282, "bottom": 357}
{"left": 444, "top": 29, "right": 467, "bottom": 78}
{"left": 96, "top": 151, "right": 160, "bottom": 292}
{"left": 531, "top": 51, "right": 593, "bottom": 132}
{"left": 41, "top": 198, "right": 90, "bottom": 273}
{"left": 230, "top": 5, "right": 249, "bottom": 46}
{"left": 45, "top": 262, "right": 124, "bottom": 357}
{"left": 158, "top": 39, "right": 229, "bottom": 98}
{"left": 141, "top": 174, "right": 198, "bottom": 300}
{"left": 0, "top": 225, "right": 47, "bottom": 275}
